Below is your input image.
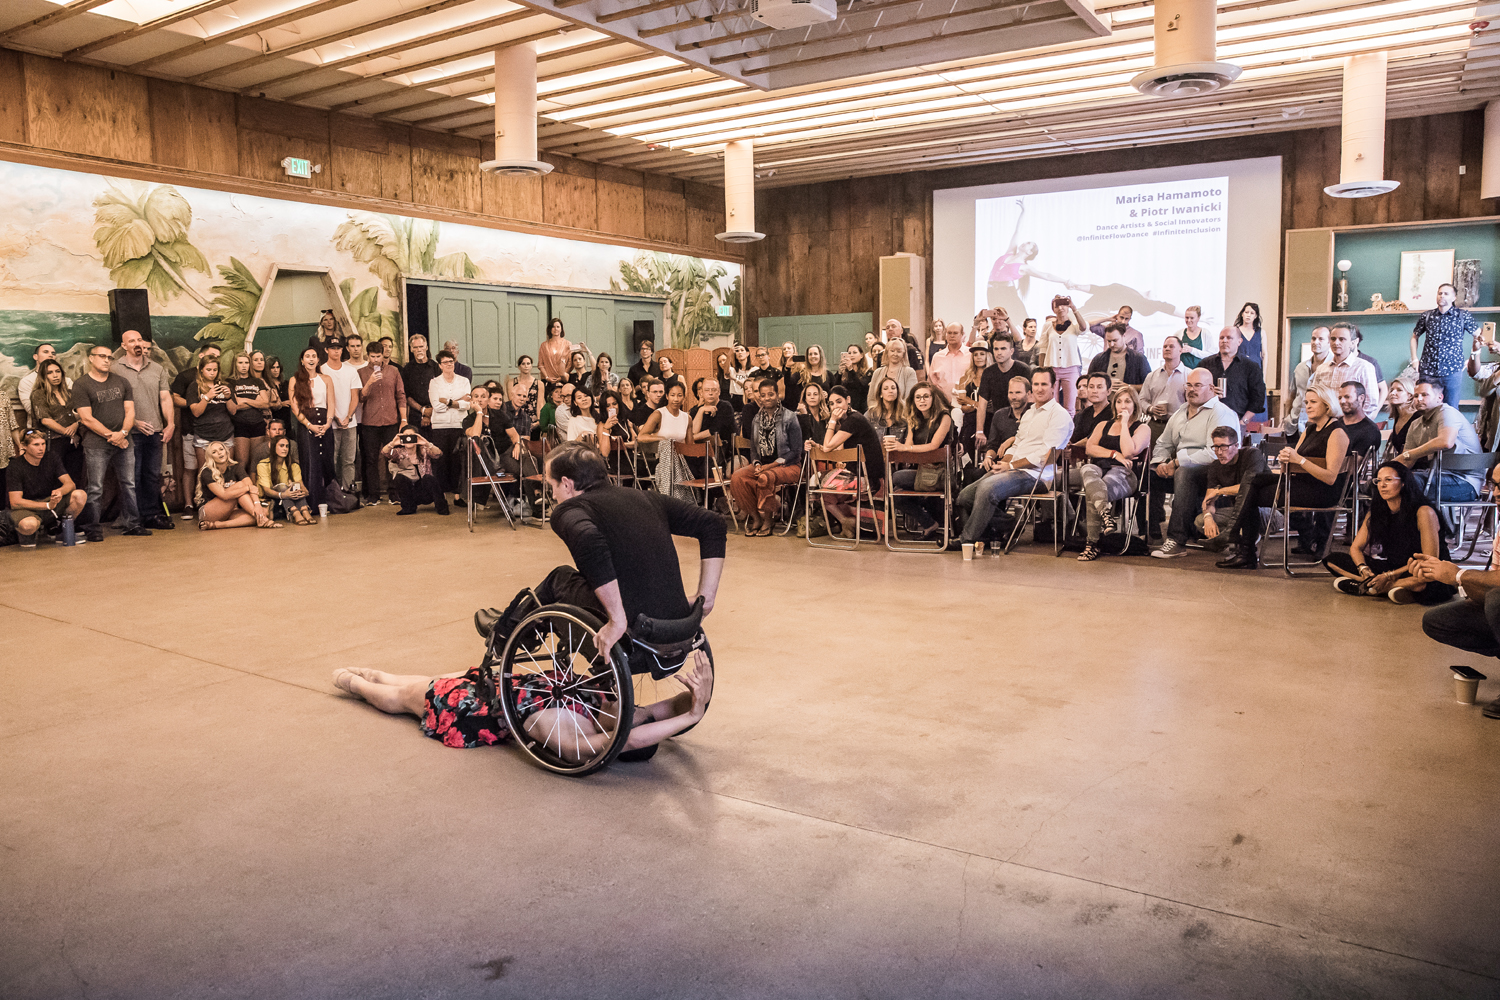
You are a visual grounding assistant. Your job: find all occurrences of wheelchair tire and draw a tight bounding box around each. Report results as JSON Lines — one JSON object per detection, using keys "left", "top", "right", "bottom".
{"left": 497, "top": 604, "right": 634, "bottom": 777}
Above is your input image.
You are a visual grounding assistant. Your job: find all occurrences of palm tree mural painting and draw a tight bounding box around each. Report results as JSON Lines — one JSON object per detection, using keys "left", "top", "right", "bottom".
{"left": 92, "top": 184, "right": 213, "bottom": 310}
{"left": 611, "top": 252, "right": 738, "bottom": 348}
{"left": 204, "top": 259, "right": 263, "bottom": 356}
{"left": 333, "top": 212, "right": 482, "bottom": 298}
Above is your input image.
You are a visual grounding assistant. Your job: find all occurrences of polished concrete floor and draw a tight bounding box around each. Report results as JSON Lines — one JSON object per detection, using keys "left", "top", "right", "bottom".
{"left": 2, "top": 506, "right": 1498, "bottom": 999}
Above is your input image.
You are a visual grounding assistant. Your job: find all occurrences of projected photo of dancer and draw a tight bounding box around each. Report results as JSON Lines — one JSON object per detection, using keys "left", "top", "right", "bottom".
{"left": 985, "top": 199, "right": 1077, "bottom": 323}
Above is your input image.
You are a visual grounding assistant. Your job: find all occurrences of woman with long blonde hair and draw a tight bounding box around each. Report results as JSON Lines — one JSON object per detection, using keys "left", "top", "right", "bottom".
{"left": 197, "top": 440, "right": 277, "bottom": 530}
{"left": 1383, "top": 376, "right": 1418, "bottom": 459}
{"left": 864, "top": 374, "right": 906, "bottom": 441}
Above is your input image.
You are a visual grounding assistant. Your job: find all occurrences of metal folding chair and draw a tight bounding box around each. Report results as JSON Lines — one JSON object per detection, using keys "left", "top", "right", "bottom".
{"left": 678, "top": 436, "right": 738, "bottom": 532}
{"left": 806, "top": 444, "right": 880, "bottom": 550}
{"left": 523, "top": 438, "right": 553, "bottom": 523}
{"left": 883, "top": 445, "right": 952, "bottom": 552}
{"left": 464, "top": 436, "right": 517, "bottom": 532}
{"left": 1432, "top": 451, "right": 1499, "bottom": 562}
{"left": 1002, "top": 448, "right": 1068, "bottom": 556}
{"left": 1259, "top": 453, "right": 1363, "bottom": 576}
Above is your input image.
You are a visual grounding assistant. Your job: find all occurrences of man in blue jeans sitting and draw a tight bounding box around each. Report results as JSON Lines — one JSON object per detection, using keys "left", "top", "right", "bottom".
{"left": 956, "top": 367, "right": 1073, "bottom": 544}
{"left": 1396, "top": 377, "right": 1483, "bottom": 503}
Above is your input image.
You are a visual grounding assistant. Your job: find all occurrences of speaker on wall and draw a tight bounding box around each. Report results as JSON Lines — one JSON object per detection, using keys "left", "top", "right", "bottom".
{"left": 632, "top": 319, "right": 655, "bottom": 354}
{"left": 108, "top": 288, "right": 153, "bottom": 345}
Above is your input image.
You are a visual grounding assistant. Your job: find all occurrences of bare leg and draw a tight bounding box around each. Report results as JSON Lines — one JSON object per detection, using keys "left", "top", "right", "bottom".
{"left": 233, "top": 437, "right": 251, "bottom": 468}
{"left": 333, "top": 668, "right": 429, "bottom": 717}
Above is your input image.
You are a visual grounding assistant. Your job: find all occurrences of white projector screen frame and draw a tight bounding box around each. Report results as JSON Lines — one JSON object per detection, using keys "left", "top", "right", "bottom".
{"left": 933, "top": 156, "right": 1283, "bottom": 384}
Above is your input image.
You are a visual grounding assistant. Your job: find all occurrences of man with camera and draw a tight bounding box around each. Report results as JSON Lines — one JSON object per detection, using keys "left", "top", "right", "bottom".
{"left": 380, "top": 428, "right": 447, "bottom": 515}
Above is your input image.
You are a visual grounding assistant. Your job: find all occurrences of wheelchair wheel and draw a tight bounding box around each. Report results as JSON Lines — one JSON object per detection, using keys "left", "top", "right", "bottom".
{"left": 628, "top": 634, "right": 713, "bottom": 740}
{"left": 497, "top": 604, "right": 634, "bottom": 777}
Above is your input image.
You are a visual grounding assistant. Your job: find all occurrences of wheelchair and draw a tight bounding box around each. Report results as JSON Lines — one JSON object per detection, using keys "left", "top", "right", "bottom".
{"left": 484, "top": 592, "right": 713, "bottom": 777}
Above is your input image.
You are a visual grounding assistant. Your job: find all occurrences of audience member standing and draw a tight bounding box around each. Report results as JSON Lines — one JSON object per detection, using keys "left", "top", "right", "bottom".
{"left": 1228, "top": 303, "right": 1265, "bottom": 369}
{"left": 928, "top": 324, "right": 971, "bottom": 401}
{"left": 869, "top": 336, "right": 917, "bottom": 403}
{"left": 1139, "top": 335, "right": 1188, "bottom": 438}
{"left": 1087, "top": 325, "right": 1150, "bottom": 387}
{"left": 1198, "top": 327, "right": 1265, "bottom": 429}
{"left": 0, "top": 394, "right": 16, "bottom": 510}
{"left": 1015, "top": 317, "right": 1040, "bottom": 367}
{"left": 1038, "top": 296, "right": 1087, "bottom": 414}
{"left": 1149, "top": 369, "right": 1240, "bottom": 558}
{"left": 539, "top": 318, "right": 573, "bottom": 389}
{"left": 977, "top": 338, "right": 1031, "bottom": 438}
{"left": 226, "top": 351, "right": 270, "bottom": 475}
{"left": 17, "top": 343, "right": 63, "bottom": 418}
{"left": 72, "top": 343, "right": 147, "bottom": 541}
{"left": 1286, "top": 326, "right": 1331, "bottom": 430}
{"left": 357, "top": 341, "right": 406, "bottom": 506}
{"left": 171, "top": 343, "right": 221, "bottom": 509}
{"left": 403, "top": 335, "right": 441, "bottom": 430}
{"left": 442, "top": 340, "right": 473, "bottom": 381}
{"left": 309, "top": 310, "right": 341, "bottom": 361}
{"left": 956, "top": 368, "right": 1073, "bottom": 545}
{"left": 1175, "top": 306, "right": 1211, "bottom": 370}
{"left": 28, "top": 358, "right": 84, "bottom": 488}
{"left": 116, "top": 330, "right": 176, "bottom": 530}
{"left": 838, "top": 346, "right": 872, "bottom": 412}
{"left": 628, "top": 339, "right": 662, "bottom": 385}
{"left": 291, "top": 347, "right": 337, "bottom": 514}
{"left": 1410, "top": 282, "right": 1478, "bottom": 408}
{"left": 320, "top": 339, "right": 362, "bottom": 491}
{"left": 427, "top": 350, "right": 471, "bottom": 507}
{"left": 1089, "top": 305, "right": 1145, "bottom": 354}
{"left": 1311, "top": 323, "right": 1379, "bottom": 419}
{"left": 185, "top": 357, "right": 234, "bottom": 475}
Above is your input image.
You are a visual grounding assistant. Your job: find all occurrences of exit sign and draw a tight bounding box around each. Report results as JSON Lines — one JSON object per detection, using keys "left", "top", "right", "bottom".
{"left": 281, "top": 156, "right": 312, "bottom": 179}
{"left": 716, "top": 305, "right": 733, "bottom": 317}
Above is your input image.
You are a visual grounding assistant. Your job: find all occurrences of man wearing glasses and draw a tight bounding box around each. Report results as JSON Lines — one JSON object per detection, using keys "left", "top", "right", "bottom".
{"left": 1197, "top": 426, "right": 1267, "bottom": 553}
{"left": 71, "top": 343, "right": 149, "bottom": 541}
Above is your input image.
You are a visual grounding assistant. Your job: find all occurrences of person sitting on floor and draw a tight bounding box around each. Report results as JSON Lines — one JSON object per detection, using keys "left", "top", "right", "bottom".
{"left": 256, "top": 435, "right": 313, "bottom": 525}
{"left": 6, "top": 430, "right": 88, "bottom": 549}
{"left": 382, "top": 429, "right": 448, "bottom": 516}
{"left": 729, "top": 377, "right": 803, "bottom": 537}
{"left": 1326, "top": 460, "right": 1455, "bottom": 604}
{"left": 1076, "top": 385, "right": 1151, "bottom": 562}
{"left": 1213, "top": 385, "right": 1349, "bottom": 570}
{"left": 1412, "top": 555, "right": 1500, "bottom": 719}
{"left": 197, "top": 440, "right": 278, "bottom": 531}
{"left": 1197, "top": 425, "right": 1268, "bottom": 553}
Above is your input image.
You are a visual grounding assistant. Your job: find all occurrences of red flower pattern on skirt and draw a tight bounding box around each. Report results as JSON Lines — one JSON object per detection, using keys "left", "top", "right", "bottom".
{"left": 418, "top": 666, "right": 508, "bottom": 749}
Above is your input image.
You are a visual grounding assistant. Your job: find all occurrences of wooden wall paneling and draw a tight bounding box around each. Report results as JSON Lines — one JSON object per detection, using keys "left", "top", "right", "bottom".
{"left": 237, "top": 96, "right": 330, "bottom": 142}
{"left": 1458, "top": 108, "right": 1496, "bottom": 218}
{"left": 238, "top": 129, "right": 332, "bottom": 189}
{"left": 594, "top": 162, "right": 644, "bottom": 238}
{"left": 1319, "top": 127, "right": 1355, "bottom": 229}
{"left": 24, "top": 55, "right": 150, "bottom": 161}
{"left": 542, "top": 153, "right": 598, "bottom": 231}
{"left": 643, "top": 173, "right": 686, "bottom": 244}
{"left": 828, "top": 181, "right": 851, "bottom": 233}
{"left": 1423, "top": 112, "right": 1462, "bottom": 221}
{"left": 329, "top": 118, "right": 411, "bottom": 203}
{"left": 148, "top": 79, "right": 237, "bottom": 175}
{"left": 410, "top": 130, "right": 482, "bottom": 213}
{"left": 0, "top": 49, "right": 27, "bottom": 145}
{"left": 1290, "top": 126, "right": 1329, "bottom": 230}
{"left": 1382, "top": 115, "right": 1425, "bottom": 224}
{"left": 805, "top": 230, "right": 830, "bottom": 317}
{"left": 827, "top": 227, "right": 853, "bottom": 313}
{"left": 850, "top": 227, "right": 877, "bottom": 318}
{"left": 481, "top": 170, "right": 543, "bottom": 222}
{"left": 788, "top": 231, "right": 811, "bottom": 315}
{"left": 683, "top": 180, "right": 723, "bottom": 253}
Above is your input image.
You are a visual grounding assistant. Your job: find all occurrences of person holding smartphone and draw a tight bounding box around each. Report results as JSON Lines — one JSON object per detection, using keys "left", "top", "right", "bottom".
{"left": 185, "top": 357, "right": 235, "bottom": 474}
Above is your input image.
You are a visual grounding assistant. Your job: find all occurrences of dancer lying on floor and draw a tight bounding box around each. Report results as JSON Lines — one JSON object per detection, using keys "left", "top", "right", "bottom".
{"left": 332, "top": 650, "right": 713, "bottom": 758}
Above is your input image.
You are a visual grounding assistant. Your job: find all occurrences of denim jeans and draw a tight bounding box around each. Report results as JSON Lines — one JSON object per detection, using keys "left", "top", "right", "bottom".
{"left": 1416, "top": 469, "right": 1479, "bottom": 504}
{"left": 83, "top": 436, "right": 140, "bottom": 530}
{"left": 131, "top": 430, "right": 164, "bottom": 522}
{"left": 956, "top": 469, "right": 1044, "bottom": 543}
{"left": 331, "top": 426, "right": 358, "bottom": 489}
{"left": 1150, "top": 461, "right": 1212, "bottom": 544}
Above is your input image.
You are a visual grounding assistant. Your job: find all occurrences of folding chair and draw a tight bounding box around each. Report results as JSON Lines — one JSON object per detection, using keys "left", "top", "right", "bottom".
{"left": 523, "top": 438, "right": 553, "bottom": 523}
{"left": 806, "top": 444, "right": 880, "bottom": 550}
{"left": 1102, "top": 453, "right": 1150, "bottom": 555}
{"left": 1432, "top": 451, "right": 1499, "bottom": 562}
{"left": 884, "top": 445, "right": 952, "bottom": 552}
{"left": 735, "top": 433, "right": 806, "bottom": 536}
{"left": 1002, "top": 448, "right": 1068, "bottom": 556}
{"left": 1259, "top": 453, "right": 1363, "bottom": 576}
{"left": 678, "top": 436, "right": 738, "bottom": 532}
{"left": 464, "top": 436, "right": 517, "bottom": 532}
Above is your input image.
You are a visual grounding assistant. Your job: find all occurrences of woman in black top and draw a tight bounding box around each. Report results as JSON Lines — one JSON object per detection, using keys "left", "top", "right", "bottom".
{"left": 796, "top": 382, "right": 831, "bottom": 450}
{"left": 1077, "top": 386, "right": 1151, "bottom": 561}
{"left": 227, "top": 352, "right": 271, "bottom": 470}
{"left": 186, "top": 357, "right": 235, "bottom": 471}
{"left": 820, "top": 385, "right": 887, "bottom": 537}
{"left": 1325, "top": 460, "right": 1455, "bottom": 603}
{"left": 28, "top": 358, "right": 84, "bottom": 488}
{"left": 1217, "top": 385, "right": 1350, "bottom": 569}
{"left": 263, "top": 356, "right": 291, "bottom": 429}
{"left": 800, "top": 345, "right": 833, "bottom": 396}
{"left": 1382, "top": 377, "right": 1417, "bottom": 460}
{"left": 888, "top": 383, "right": 954, "bottom": 538}
{"left": 197, "top": 440, "right": 276, "bottom": 530}
{"left": 714, "top": 351, "right": 737, "bottom": 411}
{"left": 837, "top": 345, "right": 871, "bottom": 412}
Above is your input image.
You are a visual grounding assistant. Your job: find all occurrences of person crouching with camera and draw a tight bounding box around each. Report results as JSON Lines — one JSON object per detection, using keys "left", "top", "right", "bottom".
{"left": 381, "top": 429, "right": 448, "bottom": 516}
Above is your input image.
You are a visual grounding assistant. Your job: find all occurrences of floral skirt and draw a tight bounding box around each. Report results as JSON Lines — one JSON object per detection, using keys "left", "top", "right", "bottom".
{"left": 420, "top": 665, "right": 509, "bottom": 748}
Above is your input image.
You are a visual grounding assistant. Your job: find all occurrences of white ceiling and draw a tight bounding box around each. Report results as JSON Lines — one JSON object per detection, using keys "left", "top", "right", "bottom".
{"left": 2, "top": 0, "right": 1494, "bottom": 187}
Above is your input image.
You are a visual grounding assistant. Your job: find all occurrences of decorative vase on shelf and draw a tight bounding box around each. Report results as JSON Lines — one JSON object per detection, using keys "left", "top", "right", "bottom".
{"left": 1335, "top": 259, "right": 1352, "bottom": 312}
{"left": 1454, "top": 259, "right": 1482, "bottom": 307}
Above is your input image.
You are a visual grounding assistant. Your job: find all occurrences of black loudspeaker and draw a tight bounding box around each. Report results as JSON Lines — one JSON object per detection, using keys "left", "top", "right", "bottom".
{"left": 108, "top": 288, "right": 153, "bottom": 344}
{"left": 632, "top": 319, "right": 655, "bottom": 354}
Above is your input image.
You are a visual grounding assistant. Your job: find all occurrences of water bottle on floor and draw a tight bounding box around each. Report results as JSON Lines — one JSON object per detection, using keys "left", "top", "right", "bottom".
{"left": 61, "top": 516, "right": 77, "bottom": 546}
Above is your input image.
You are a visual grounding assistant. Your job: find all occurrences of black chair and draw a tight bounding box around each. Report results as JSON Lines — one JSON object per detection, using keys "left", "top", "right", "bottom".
{"left": 1431, "top": 451, "right": 1499, "bottom": 563}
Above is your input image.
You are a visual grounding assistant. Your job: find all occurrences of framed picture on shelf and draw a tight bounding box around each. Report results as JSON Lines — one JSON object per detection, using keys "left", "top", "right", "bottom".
{"left": 1398, "top": 249, "right": 1455, "bottom": 311}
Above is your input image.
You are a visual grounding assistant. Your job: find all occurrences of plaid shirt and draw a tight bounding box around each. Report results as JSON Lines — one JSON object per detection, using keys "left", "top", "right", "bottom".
{"left": 1415, "top": 306, "right": 1479, "bottom": 377}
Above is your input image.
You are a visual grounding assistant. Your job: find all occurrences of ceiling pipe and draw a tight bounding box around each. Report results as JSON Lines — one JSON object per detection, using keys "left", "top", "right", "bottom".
{"left": 1324, "top": 52, "right": 1398, "bottom": 198}
{"left": 1130, "top": 0, "right": 1241, "bottom": 98}
{"left": 480, "top": 42, "right": 553, "bottom": 177}
{"left": 716, "top": 138, "right": 764, "bottom": 243}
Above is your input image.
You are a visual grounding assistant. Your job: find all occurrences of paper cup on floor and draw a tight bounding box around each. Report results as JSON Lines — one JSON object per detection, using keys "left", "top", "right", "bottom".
{"left": 1455, "top": 674, "right": 1480, "bottom": 705}
{"left": 318, "top": 504, "right": 329, "bottom": 518}
{"left": 962, "top": 542, "right": 974, "bottom": 561}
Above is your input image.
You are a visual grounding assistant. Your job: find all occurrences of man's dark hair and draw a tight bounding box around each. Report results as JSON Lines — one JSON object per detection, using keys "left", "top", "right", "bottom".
{"left": 1438, "top": 282, "right": 1458, "bottom": 295}
{"left": 436, "top": 349, "right": 455, "bottom": 362}
{"left": 691, "top": 377, "right": 704, "bottom": 394}
{"left": 1329, "top": 321, "right": 1360, "bottom": 339}
{"left": 1339, "top": 380, "right": 1367, "bottom": 399}
{"left": 547, "top": 441, "right": 609, "bottom": 491}
{"left": 1162, "top": 335, "right": 1182, "bottom": 348}
{"left": 1085, "top": 372, "right": 1110, "bottom": 386}
{"left": 267, "top": 417, "right": 285, "bottom": 431}
{"left": 1104, "top": 322, "right": 1128, "bottom": 336}
{"left": 1415, "top": 376, "right": 1444, "bottom": 396}
{"left": 1032, "top": 367, "right": 1056, "bottom": 387}
{"left": 757, "top": 376, "right": 780, "bottom": 393}
{"left": 1210, "top": 425, "right": 1238, "bottom": 442}
{"left": 32, "top": 342, "right": 52, "bottom": 360}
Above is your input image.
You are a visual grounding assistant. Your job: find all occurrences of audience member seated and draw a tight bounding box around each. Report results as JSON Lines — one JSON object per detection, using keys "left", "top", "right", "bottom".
{"left": 730, "top": 378, "right": 803, "bottom": 536}
{"left": 563, "top": 386, "right": 602, "bottom": 446}
{"left": 7, "top": 430, "right": 87, "bottom": 548}
{"left": 1076, "top": 386, "right": 1151, "bottom": 561}
{"left": 865, "top": 375, "right": 907, "bottom": 441}
{"left": 1325, "top": 461, "right": 1455, "bottom": 604}
{"left": 1198, "top": 326, "right": 1265, "bottom": 430}
{"left": 1087, "top": 325, "right": 1151, "bottom": 387}
{"left": 28, "top": 357, "right": 84, "bottom": 487}
{"left": 1383, "top": 376, "right": 1417, "bottom": 459}
{"left": 247, "top": 417, "right": 299, "bottom": 473}
{"left": 657, "top": 354, "right": 684, "bottom": 396}
{"left": 1336, "top": 381, "right": 1383, "bottom": 460}
{"left": 956, "top": 368, "right": 1073, "bottom": 545}
{"left": 638, "top": 382, "right": 693, "bottom": 500}
{"left": 1139, "top": 335, "right": 1188, "bottom": 441}
{"left": 889, "top": 383, "right": 954, "bottom": 539}
{"left": 598, "top": 388, "right": 635, "bottom": 477}
{"left": 257, "top": 435, "right": 313, "bottom": 525}
{"left": 585, "top": 352, "right": 620, "bottom": 398}
{"left": 1412, "top": 556, "right": 1500, "bottom": 719}
{"left": 1149, "top": 369, "right": 1242, "bottom": 558}
{"left": 794, "top": 382, "right": 830, "bottom": 451}
{"left": 1070, "top": 373, "right": 1113, "bottom": 452}
{"left": 820, "top": 385, "right": 888, "bottom": 537}
{"left": 691, "top": 378, "right": 739, "bottom": 463}
{"left": 985, "top": 375, "right": 1032, "bottom": 454}
{"left": 197, "top": 441, "right": 277, "bottom": 531}
{"left": 629, "top": 379, "right": 662, "bottom": 430}
{"left": 953, "top": 342, "right": 988, "bottom": 449}
{"left": 1197, "top": 426, "right": 1268, "bottom": 553}
{"left": 539, "top": 381, "right": 572, "bottom": 438}
{"left": 382, "top": 429, "right": 448, "bottom": 516}
{"left": 1213, "top": 385, "right": 1350, "bottom": 570}
{"left": 1395, "top": 377, "right": 1484, "bottom": 502}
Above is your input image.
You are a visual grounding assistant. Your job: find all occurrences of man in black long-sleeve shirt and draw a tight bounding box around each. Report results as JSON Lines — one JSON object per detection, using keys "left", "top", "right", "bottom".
{"left": 479, "top": 441, "right": 726, "bottom": 661}
{"left": 1199, "top": 327, "right": 1266, "bottom": 428}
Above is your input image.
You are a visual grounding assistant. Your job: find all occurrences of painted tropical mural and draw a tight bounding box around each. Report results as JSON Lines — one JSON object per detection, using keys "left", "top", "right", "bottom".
{"left": 0, "top": 160, "right": 740, "bottom": 399}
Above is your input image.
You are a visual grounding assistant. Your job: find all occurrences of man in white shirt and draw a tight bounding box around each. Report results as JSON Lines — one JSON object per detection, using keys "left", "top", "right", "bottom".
{"left": 955, "top": 367, "right": 1073, "bottom": 545}
{"left": 1149, "top": 369, "right": 1242, "bottom": 558}
{"left": 927, "top": 324, "right": 970, "bottom": 400}
{"left": 1139, "top": 335, "right": 1188, "bottom": 441}
{"left": 1310, "top": 322, "right": 1379, "bottom": 419}
{"left": 17, "top": 343, "right": 60, "bottom": 416}
{"left": 320, "top": 338, "right": 363, "bottom": 489}
{"left": 1285, "top": 326, "right": 1331, "bottom": 430}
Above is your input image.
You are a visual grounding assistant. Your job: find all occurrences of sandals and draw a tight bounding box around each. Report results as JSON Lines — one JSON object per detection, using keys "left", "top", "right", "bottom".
{"left": 1077, "top": 543, "right": 1101, "bottom": 562}
{"left": 257, "top": 515, "right": 283, "bottom": 529}
{"left": 755, "top": 523, "right": 772, "bottom": 536}
{"left": 197, "top": 518, "right": 215, "bottom": 531}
